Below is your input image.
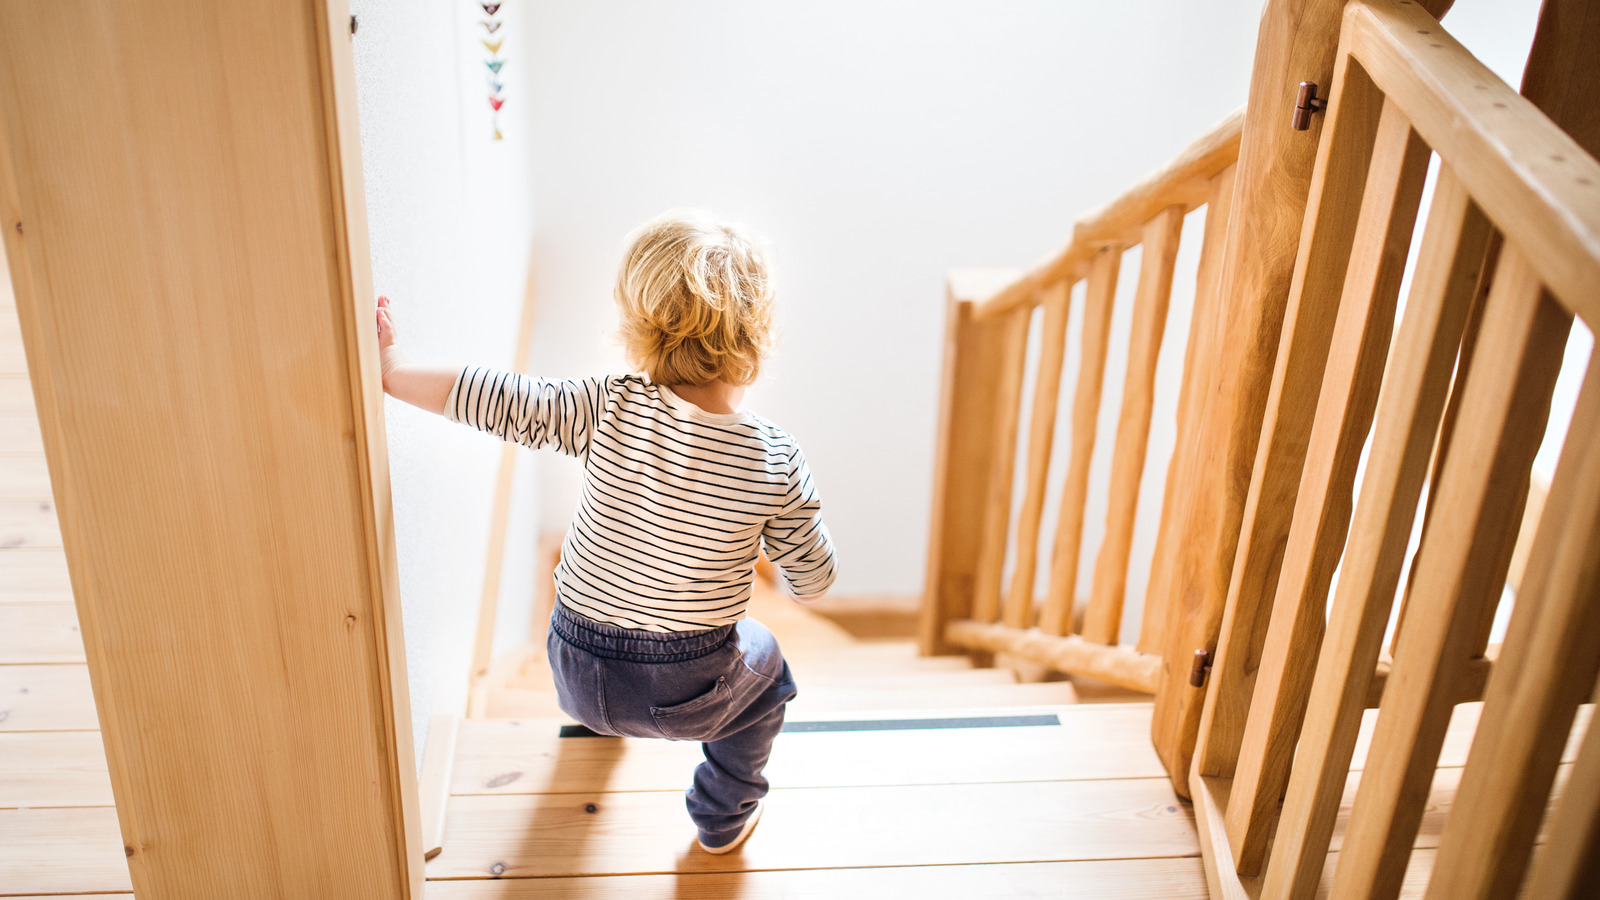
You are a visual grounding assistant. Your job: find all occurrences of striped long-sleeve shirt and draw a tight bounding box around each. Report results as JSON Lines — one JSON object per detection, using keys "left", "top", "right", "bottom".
{"left": 445, "top": 368, "right": 837, "bottom": 632}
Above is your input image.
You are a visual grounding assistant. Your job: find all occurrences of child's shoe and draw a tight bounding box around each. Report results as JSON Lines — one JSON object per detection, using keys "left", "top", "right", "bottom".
{"left": 697, "top": 801, "right": 762, "bottom": 855}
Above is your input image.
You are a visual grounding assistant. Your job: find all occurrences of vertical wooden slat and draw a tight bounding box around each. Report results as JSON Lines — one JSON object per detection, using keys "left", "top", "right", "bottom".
{"left": 1194, "top": 54, "right": 1390, "bottom": 783}
{"left": 1423, "top": 359, "right": 1600, "bottom": 899}
{"left": 1523, "top": 671, "right": 1600, "bottom": 900}
{"left": 1139, "top": 168, "right": 1235, "bottom": 657}
{"left": 1002, "top": 280, "right": 1074, "bottom": 629}
{"left": 920, "top": 287, "right": 1029, "bottom": 654}
{"left": 1330, "top": 245, "right": 1572, "bottom": 900}
{"left": 1262, "top": 168, "right": 1492, "bottom": 900}
{"left": 1222, "top": 97, "right": 1431, "bottom": 873}
{"left": 1150, "top": 0, "right": 1457, "bottom": 798}
{"left": 1080, "top": 206, "right": 1186, "bottom": 646}
{"left": 1039, "top": 248, "right": 1122, "bottom": 636}
{"left": 969, "top": 305, "right": 1033, "bottom": 627}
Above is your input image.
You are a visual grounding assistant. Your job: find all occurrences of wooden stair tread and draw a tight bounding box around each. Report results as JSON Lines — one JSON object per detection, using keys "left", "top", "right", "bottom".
{"left": 788, "top": 680, "right": 1079, "bottom": 713}
{"left": 0, "top": 807, "right": 131, "bottom": 895}
{"left": 0, "top": 548, "right": 72, "bottom": 603}
{"left": 424, "top": 857, "right": 1210, "bottom": 899}
{"left": 0, "top": 603, "right": 84, "bottom": 663}
{"left": 0, "top": 730, "right": 113, "bottom": 808}
{"left": 0, "top": 498, "right": 61, "bottom": 549}
{"left": 453, "top": 704, "right": 1162, "bottom": 795}
{"left": 0, "top": 664, "right": 98, "bottom": 731}
{"left": 426, "top": 777, "right": 1198, "bottom": 879}
{"left": 0, "top": 453, "right": 50, "bottom": 499}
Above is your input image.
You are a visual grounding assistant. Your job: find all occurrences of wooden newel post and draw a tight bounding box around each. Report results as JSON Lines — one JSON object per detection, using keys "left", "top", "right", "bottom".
{"left": 920, "top": 276, "right": 1029, "bottom": 657}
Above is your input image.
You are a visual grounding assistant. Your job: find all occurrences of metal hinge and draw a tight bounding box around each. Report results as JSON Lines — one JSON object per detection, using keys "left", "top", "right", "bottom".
{"left": 1189, "top": 648, "right": 1213, "bottom": 688}
{"left": 1291, "top": 81, "right": 1327, "bottom": 131}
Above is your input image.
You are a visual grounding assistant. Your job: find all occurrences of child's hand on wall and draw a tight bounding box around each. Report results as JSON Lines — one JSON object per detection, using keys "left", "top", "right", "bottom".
{"left": 376, "top": 295, "right": 406, "bottom": 388}
{"left": 373, "top": 295, "right": 457, "bottom": 416}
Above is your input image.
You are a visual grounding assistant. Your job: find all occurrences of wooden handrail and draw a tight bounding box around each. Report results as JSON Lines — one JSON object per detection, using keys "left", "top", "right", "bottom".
{"left": 970, "top": 106, "right": 1245, "bottom": 322}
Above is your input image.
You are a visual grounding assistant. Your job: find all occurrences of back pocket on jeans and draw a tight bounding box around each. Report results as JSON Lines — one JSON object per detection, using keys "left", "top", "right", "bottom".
{"left": 650, "top": 676, "right": 734, "bottom": 741}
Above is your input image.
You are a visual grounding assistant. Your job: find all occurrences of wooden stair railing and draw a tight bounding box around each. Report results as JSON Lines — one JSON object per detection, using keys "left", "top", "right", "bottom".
{"left": 1189, "top": 1, "right": 1600, "bottom": 897}
{"left": 920, "top": 108, "right": 1243, "bottom": 694}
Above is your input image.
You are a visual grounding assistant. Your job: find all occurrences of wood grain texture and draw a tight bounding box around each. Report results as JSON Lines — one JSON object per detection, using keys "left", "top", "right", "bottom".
{"left": 1222, "top": 95, "right": 1431, "bottom": 873}
{"left": 423, "top": 858, "right": 1211, "bottom": 899}
{"left": 452, "top": 704, "right": 1165, "bottom": 795}
{"left": 1149, "top": 0, "right": 1431, "bottom": 796}
{"left": 0, "top": 664, "right": 97, "bottom": 731}
{"left": 421, "top": 714, "right": 461, "bottom": 862}
{"left": 1141, "top": 165, "right": 1237, "bottom": 658}
{"left": 1194, "top": 47, "right": 1390, "bottom": 786}
{"left": 1346, "top": 0, "right": 1600, "bottom": 326}
{"left": 1263, "top": 168, "right": 1492, "bottom": 900}
{"left": 1040, "top": 249, "right": 1121, "bottom": 636}
{"left": 426, "top": 778, "right": 1197, "bottom": 879}
{"left": 970, "top": 306, "right": 1034, "bottom": 626}
{"left": 0, "top": 730, "right": 113, "bottom": 808}
{"left": 1082, "top": 206, "right": 1185, "bottom": 646}
{"left": 920, "top": 277, "right": 1022, "bottom": 655}
{"left": 1331, "top": 247, "right": 1571, "bottom": 900}
{"left": 1003, "top": 281, "right": 1073, "bottom": 629}
{"left": 0, "top": 603, "right": 84, "bottom": 663}
{"left": 0, "top": 1, "right": 419, "bottom": 894}
{"left": 1525, "top": 686, "right": 1600, "bottom": 900}
{"left": 0, "top": 806, "right": 131, "bottom": 895}
{"left": 1424, "top": 361, "right": 1600, "bottom": 899}
{"left": 0, "top": 452, "right": 47, "bottom": 498}
{"left": 0, "top": 498, "right": 58, "bottom": 549}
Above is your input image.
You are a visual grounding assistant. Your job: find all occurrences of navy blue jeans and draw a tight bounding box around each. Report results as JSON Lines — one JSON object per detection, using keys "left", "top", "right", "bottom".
{"left": 546, "top": 602, "right": 799, "bottom": 842}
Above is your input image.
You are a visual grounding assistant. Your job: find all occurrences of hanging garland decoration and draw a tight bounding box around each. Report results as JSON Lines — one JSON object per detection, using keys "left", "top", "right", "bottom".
{"left": 482, "top": 2, "right": 505, "bottom": 140}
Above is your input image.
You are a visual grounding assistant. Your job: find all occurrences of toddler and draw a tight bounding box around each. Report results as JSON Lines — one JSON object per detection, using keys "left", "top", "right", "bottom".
{"left": 376, "top": 209, "right": 836, "bottom": 854}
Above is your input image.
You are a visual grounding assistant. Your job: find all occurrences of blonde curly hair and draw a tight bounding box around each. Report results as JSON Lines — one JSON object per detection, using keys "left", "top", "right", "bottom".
{"left": 614, "top": 210, "right": 776, "bottom": 387}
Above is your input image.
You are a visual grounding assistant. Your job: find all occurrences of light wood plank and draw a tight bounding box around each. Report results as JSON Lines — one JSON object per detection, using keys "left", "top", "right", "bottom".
{"left": 0, "top": 547, "right": 71, "bottom": 602}
{"left": 0, "top": 730, "right": 112, "bottom": 808}
{"left": 0, "top": 498, "right": 59, "bottom": 549}
{"left": 970, "top": 306, "right": 1034, "bottom": 625}
{"left": 452, "top": 705, "right": 1166, "bottom": 796}
{"left": 1425, "top": 360, "right": 1600, "bottom": 898}
{"left": 0, "top": 412, "right": 42, "bottom": 454}
{"left": 0, "top": 452, "right": 51, "bottom": 499}
{"left": 0, "top": 603, "right": 84, "bottom": 663}
{"left": 427, "top": 778, "right": 1197, "bottom": 879}
{"left": 1331, "top": 247, "right": 1571, "bottom": 899}
{"left": 420, "top": 715, "right": 459, "bottom": 862}
{"left": 1040, "top": 248, "right": 1121, "bottom": 635}
{"left": 1263, "top": 168, "right": 1494, "bottom": 899}
{"left": 1525, "top": 688, "right": 1600, "bottom": 899}
{"left": 1345, "top": 0, "right": 1600, "bottom": 325}
{"left": 1194, "top": 46, "right": 1391, "bottom": 787}
{"left": 1141, "top": 164, "right": 1237, "bottom": 658}
{"left": 0, "top": 1, "right": 422, "bottom": 893}
{"left": 0, "top": 664, "right": 97, "bottom": 731}
{"left": 1224, "top": 95, "right": 1431, "bottom": 873}
{"left": 1082, "top": 205, "right": 1185, "bottom": 646}
{"left": 1003, "top": 280, "right": 1072, "bottom": 629}
{"left": 0, "top": 806, "right": 131, "bottom": 895}
{"left": 424, "top": 857, "right": 1210, "bottom": 899}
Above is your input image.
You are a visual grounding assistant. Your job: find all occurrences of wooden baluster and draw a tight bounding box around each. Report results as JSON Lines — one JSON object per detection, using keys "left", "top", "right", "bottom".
{"left": 1039, "top": 248, "right": 1122, "bottom": 636}
{"left": 969, "top": 304, "right": 1033, "bottom": 627}
{"left": 1222, "top": 95, "right": 1431, "bottom": 874}
{"left": 1080, "top": 206, "right": 1186, "bottom": 646}
{"left": 1330, "top": 246, "right": 1572, "bottom": 900}
{"left": 1002, "top": 280, "right": 1074, "bottom": 629}
{"left": 1194, "top": 53, "right": 1390, "bottom": 784}
{"left": 1523, "top": 673, "right": 1600, "bottom": 899}
{"left": 920, "top": 281, "right": 1030, "bottom": 655}
{"left": 1262, "top": 168, "right": 1492, "bottom": 899}
{"left": 1139, "top": 167, "right": 1235, "bottom": 658}
{"left": 1423, "top": 358, "right": 1600, "bottom": 898}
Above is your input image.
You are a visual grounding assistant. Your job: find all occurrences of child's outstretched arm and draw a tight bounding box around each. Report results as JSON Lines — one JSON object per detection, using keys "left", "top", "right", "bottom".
{"left": 376, "top": 295, "right": 459, "bottom": 415}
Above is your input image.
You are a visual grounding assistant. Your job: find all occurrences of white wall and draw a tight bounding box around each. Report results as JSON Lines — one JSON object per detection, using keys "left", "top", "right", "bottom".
{"left": 349, "top": 0, "right": 539, "bottom": 760}
{"left": 519, "top": 0, "right": 1576, "bottom": 623}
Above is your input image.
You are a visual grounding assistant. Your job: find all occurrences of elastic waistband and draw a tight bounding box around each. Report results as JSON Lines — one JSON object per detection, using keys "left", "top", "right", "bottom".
{"left": 551, "top": 601, "right": 734, "bottom": 662}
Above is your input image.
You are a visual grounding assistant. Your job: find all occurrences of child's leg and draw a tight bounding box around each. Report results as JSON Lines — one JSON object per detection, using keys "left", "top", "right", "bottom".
{"left": 685, "top": 618, "right": 797, "bottom": 841}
